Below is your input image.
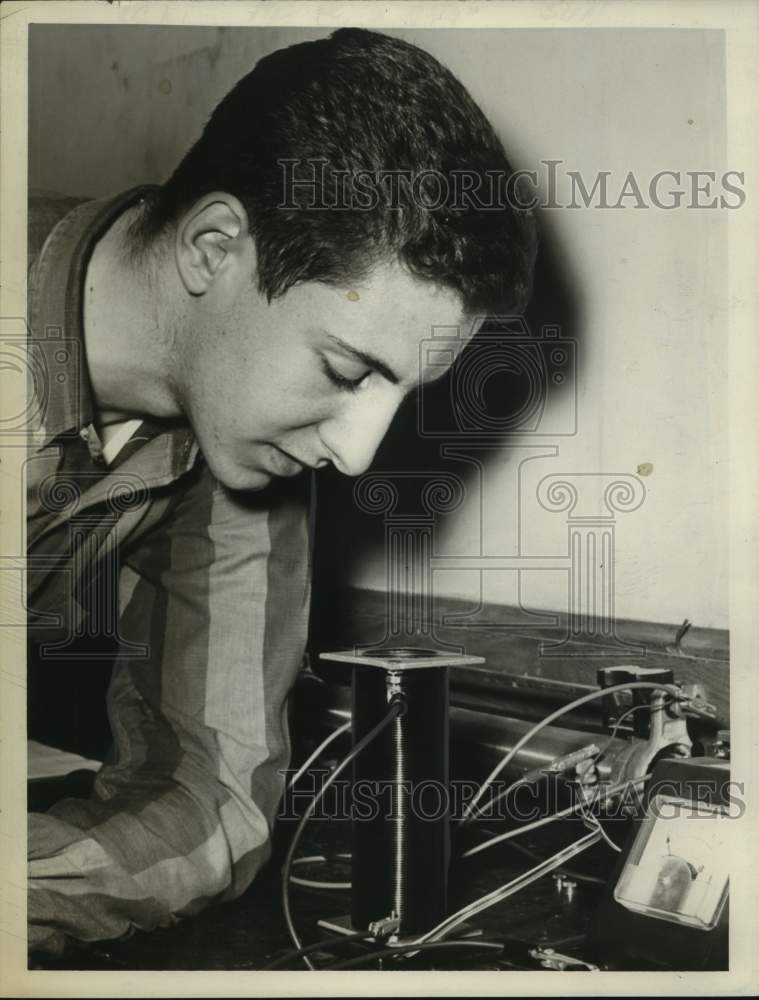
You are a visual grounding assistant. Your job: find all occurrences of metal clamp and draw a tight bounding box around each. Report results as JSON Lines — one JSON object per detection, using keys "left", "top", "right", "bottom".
{"left": 669, "top": 683, "right": 717, "bottom": 723}
{"left": 529, "top": 946, "right": 599, "bottom": 971}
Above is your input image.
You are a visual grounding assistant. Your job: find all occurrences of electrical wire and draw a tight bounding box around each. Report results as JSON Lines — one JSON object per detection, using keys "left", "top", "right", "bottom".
{"left": 280, "top": 696, "right": 406, "bottom": 970}
{"left": 461, "top": 774, "right": 649, "bottom": 859}
{"left": 593, "top": 697, "right": 674, "bottom": 762}
{"left": 463, "top": 774, "right": 532, "bottom": 827}
{"left": 476, "top": 698, "right": 673, "bottom": 827}
{"left": 289, "top": 852, "right": 351, "bottom": 890}
{"left": 285, "top": 720, "right": 352, "bottom": 891}
{"left": 459, "top": 680, "right": 679, "bottom": 826}
{"left": 324, "top": 939, "right": 505, "bottom": 970}
{"left": 261, "top": 929, "right": 375, "bottom": 970}
{"left": 424, "top": 830, "right": 601, "bottom": 943}
{"left": 537, "top": 932, "right": 587, "bottom": 949}
{"left": 479, "top": 831, "right": 607, "bottom": 886}
{"left": 575, "top": 798, "right": 623, "bottom": 853}
{"left": 598, "top": 701, "right": 648, "bottom": 750}
{"left": 287, "top": 721, "right": 352, "bottom": 790}
{"left": 289, "top": 876, "right": 350, "bottom": 890}
{"left": 281, "top": 688, "right": 661, "bottom": 965}
{"left": 419, "top": 828, "right": 603, "bottom": 944}
{"left": 574, "top": 697, "right": 674, "bottom": 854}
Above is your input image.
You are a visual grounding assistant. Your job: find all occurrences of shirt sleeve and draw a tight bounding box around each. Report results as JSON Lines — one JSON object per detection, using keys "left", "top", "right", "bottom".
{"left": 28, "top": 466, "right": 312, "bottom": 953}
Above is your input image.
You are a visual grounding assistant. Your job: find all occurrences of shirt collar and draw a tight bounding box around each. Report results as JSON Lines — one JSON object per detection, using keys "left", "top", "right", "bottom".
{"left": 29, "top": 186, "right": 201, "bottom": 480}
{"left": 30, "top": 186, "right": 158, "bottom": 444}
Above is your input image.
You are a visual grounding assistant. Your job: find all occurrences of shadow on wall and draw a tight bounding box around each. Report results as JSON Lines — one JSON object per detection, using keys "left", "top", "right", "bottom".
{"left": 309, "top": 208, "right": 582, "bottom": 636}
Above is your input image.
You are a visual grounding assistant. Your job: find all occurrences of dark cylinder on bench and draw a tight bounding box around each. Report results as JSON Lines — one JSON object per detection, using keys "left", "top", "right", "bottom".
{"left": 320, "top": 647, "right": 484, "bottom": 939}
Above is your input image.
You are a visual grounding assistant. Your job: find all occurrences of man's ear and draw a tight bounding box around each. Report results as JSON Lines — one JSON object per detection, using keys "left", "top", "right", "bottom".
{"left": 175, "top": 193, "right": 251, "bottom": 296}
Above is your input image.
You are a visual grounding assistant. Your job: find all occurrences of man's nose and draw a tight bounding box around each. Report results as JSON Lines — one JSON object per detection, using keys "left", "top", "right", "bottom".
{"left": 318, "top": 390, "right": 402, "bottom": 477}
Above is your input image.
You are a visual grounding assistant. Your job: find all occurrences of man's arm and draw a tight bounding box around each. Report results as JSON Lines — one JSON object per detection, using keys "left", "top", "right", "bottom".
{"left": 28, "top": 467, "right": 312, "bottom": 953}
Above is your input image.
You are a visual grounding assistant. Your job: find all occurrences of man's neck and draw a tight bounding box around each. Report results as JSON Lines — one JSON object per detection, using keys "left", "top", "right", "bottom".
{"left": 82, "top": 204, "right": 181, "bottom": 426}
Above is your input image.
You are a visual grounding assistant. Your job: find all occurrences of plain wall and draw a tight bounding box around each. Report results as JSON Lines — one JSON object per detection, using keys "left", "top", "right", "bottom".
{"left": 29, "top": 25, "right": 729, "bottom": 630}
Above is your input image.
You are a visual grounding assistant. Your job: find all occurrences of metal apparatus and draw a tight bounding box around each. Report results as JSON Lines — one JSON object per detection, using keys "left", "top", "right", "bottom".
{"left": 299, "top": 665, "right": 717, "bottom": 807}
{"left": 319, "top": 647, "right": 484, "bottom": 939}
{"left": 573, "top": 667, "right": 717, "bottom": 799}
{"left": 304, "top": 652, "right": 720, "bottom": 962}
{"left": 590, "top": 755, "right": 730, "bottom": 970}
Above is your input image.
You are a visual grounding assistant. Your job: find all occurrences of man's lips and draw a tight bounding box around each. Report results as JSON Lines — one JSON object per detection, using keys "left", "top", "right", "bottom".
{"left": 268, "top": 445, "right": 305, "bottom": 476}
{"left": 262, "top": 444, "right": 329, "bottom": 476}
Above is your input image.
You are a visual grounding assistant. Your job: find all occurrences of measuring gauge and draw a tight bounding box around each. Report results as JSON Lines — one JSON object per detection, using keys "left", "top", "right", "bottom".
{"left": 588, "top": 757, "right": 731, "bottom": 970}
{"left": 613, "top": 795, "right": 729, "bottom": 931}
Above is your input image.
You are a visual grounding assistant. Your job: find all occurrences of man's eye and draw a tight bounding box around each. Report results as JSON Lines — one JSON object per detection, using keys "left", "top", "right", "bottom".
{"left": 321, "top": 357, "right": 370, "bottom": 393}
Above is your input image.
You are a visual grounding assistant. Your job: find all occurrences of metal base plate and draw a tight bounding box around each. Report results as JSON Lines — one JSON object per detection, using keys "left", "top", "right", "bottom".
{"left": 320, "top": 648, "right": 485, "bottom": 671}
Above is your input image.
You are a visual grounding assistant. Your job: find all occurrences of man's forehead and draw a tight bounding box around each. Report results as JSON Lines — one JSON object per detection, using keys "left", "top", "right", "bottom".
{"left": 335, "top": 261, "right": 462, "bottom": 313}
{"left": 333, "top": 270, "right": 470, "bottom": 341}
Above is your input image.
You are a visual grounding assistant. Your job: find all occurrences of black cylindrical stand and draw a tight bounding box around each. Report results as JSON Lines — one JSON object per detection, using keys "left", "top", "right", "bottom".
{"left": 351, "top": 661, "right": 449, "bottom": 936}
{"left": 320, "top": 647, "right": 484, "bottom": 940}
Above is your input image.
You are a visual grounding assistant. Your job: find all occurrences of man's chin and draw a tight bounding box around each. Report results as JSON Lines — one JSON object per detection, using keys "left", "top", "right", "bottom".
{"left": 206, "top": 456, "right": 273, "bottom": 492}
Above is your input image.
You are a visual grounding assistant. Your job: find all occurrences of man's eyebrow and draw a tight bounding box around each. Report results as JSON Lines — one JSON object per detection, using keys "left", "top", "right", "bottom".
{"left": 325, "top": 334, "right": 400, "bottom": 385}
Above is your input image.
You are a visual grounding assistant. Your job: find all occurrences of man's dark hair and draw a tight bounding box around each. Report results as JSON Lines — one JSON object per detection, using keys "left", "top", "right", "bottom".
{"left": 133, "top": 28, "right": 537, "bottom": 315}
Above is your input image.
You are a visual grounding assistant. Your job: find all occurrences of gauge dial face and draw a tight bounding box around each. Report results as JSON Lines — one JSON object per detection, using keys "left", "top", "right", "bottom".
{"left": 614, "top": 795, "right": 729, "bottom": 930}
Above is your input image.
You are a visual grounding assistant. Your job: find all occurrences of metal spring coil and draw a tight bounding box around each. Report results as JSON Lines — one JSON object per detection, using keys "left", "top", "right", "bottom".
{"left": 351, "top": 664, "right": 450, "bottom": 937}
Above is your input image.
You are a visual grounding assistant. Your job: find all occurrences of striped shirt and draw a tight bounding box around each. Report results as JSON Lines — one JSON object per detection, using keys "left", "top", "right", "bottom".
{"left": 26, "top": 190, "right": 312, "bottom": 953}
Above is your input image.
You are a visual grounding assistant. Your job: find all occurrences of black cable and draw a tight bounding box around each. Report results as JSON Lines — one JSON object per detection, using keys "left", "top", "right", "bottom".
{"left": 262, "top": 929, "right": 375, "bottom": 970}
{"left": 281, "top": 695, "right": 407, "bottom": 970}
{"left": 324, "top": 938, "right": 505, "bottom": 970}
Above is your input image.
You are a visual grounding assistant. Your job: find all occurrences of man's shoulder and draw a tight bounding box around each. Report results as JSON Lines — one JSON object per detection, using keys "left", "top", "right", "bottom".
{"left": 28, "top": 190, "right": 92, "bottom": 269}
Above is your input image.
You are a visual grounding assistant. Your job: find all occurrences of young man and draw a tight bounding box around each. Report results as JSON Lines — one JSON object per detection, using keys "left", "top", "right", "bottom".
{"left": 27, "top": 28, "right": 536, "bottom": 954}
